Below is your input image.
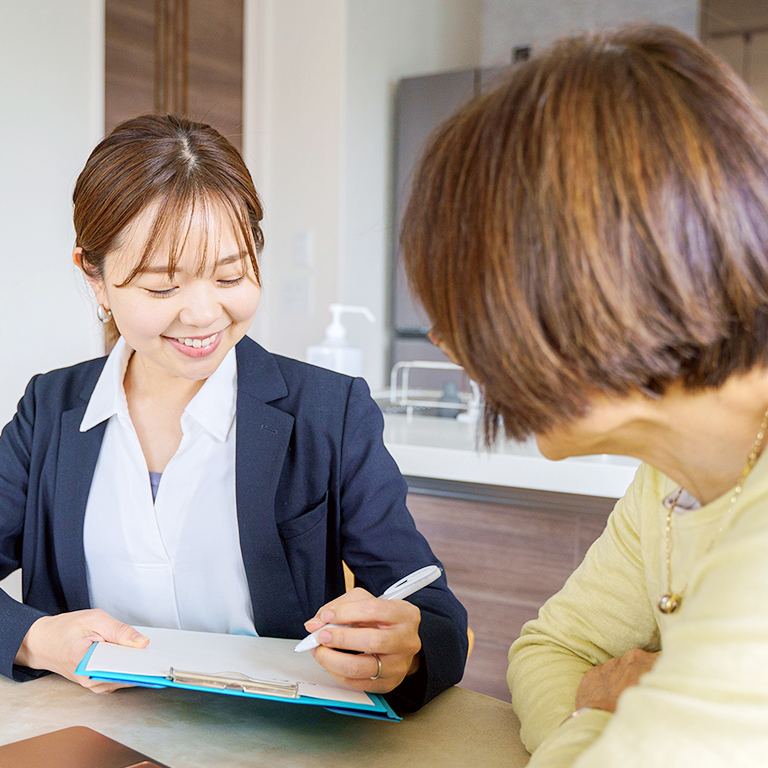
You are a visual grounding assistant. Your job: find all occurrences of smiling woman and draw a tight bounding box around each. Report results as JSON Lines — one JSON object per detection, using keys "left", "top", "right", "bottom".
{"left": 0, "top": 115, "right": 467, "bottom": 715}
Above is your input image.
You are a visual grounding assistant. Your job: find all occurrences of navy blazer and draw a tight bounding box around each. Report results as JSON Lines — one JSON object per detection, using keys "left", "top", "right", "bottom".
{"left": 0, "top": 336, "right": 467, "bottom": 712}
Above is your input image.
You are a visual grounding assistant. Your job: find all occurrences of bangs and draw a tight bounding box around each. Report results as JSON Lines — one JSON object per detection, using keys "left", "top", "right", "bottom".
{"left": 117, "top": 189, "right": 261, "bottom": 286}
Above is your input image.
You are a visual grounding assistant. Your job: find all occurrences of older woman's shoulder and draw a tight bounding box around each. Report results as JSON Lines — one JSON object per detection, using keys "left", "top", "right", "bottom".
{"left": 613, "top": 461, "right": 679, "bottom": 525}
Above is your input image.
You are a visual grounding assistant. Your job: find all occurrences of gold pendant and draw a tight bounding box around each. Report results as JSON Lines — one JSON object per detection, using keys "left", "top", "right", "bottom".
{"left": 657, "top": 593, "right": 682, "bottom": 614}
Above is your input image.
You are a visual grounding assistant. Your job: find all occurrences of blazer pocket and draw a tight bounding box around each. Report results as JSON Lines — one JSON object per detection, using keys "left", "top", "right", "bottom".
{"left": 276, "top": 492, "right": 329, "bottom": 540}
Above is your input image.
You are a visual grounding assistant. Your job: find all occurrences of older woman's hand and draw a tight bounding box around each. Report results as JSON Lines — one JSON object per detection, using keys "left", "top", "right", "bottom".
{"left": 304, "top": 587, "right": 422, "bottom": 693}
{"left": 575, "top": 648, "right": 660, "bottom": 713}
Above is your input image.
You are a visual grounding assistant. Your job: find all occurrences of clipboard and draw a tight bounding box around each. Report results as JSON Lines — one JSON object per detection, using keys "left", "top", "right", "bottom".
{"left": 76, "top": 627, "right": 400, "bottom": 722}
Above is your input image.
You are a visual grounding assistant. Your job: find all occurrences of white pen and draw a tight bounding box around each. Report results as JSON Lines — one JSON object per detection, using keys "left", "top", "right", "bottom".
{"left": 293, "top": 564, "right": 442, "bottom": 653}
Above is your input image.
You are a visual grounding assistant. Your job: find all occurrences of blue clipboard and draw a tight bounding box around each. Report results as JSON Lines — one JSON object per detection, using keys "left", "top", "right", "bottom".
{"left": 76, "top": 642, "right": 400, "bottom": 721}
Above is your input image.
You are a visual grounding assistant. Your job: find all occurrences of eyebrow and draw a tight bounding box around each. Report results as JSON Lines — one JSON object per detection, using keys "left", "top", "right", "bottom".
{"left": 136, "top": 252, "right": 246, "bottom": 275}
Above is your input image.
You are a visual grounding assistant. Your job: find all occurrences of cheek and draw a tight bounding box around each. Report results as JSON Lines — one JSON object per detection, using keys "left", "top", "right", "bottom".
{"left": 113, "top": 297, "right": 173, "bottom": 339}
{"left": 128, "top": 316, "right": 164, "bottom": 340}
{"left": 230, "top": 287, "right": 261, "bottom": 322}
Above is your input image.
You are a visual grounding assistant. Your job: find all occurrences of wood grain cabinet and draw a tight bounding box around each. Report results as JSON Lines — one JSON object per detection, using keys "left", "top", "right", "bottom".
{"left": 105, "top": 0, "right": 243, "bottom": 150}
{"left": 406, "top": 487, "right": 615, "bottom": 701}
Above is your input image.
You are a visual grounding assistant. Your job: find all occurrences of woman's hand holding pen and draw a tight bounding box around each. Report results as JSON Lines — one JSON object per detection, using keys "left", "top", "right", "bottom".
{"left": 304, "top": 587, "right": 422, "bottom": 693}
{"left": 14, "top": 609, "right": 149, "bottom": 693}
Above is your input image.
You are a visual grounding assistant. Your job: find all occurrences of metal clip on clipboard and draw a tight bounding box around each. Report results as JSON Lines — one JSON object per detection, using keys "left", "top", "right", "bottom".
{"left": 168, "top": 668, "right": 299, "bottom": 698}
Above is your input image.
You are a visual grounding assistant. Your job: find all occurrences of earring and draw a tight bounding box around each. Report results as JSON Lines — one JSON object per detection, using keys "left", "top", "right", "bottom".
{"left": 96, "top": 304, "right": 113, "bottom": 324}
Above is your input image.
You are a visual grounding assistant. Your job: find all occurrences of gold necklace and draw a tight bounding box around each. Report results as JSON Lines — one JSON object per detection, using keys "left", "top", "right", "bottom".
{"left": 657, "top": 404, "right": 768, "bottom": 615}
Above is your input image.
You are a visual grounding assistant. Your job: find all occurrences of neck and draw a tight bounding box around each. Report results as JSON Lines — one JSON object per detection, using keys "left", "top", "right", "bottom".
{"left": 124, "top": 352, "right": 206, "bottom": 414}
{"left": 590, "top": 371, "right": 768, "bottom": 505}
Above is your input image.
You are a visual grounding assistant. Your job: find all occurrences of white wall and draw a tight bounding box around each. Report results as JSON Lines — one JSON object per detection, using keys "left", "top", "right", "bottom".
{"left": 243, "top": 0, "right": 347, "bottom": 375}
{"left": 481, "top": 0, "right": 699, "bottom": 65}
{"left": 341, "top": 1, "right": 482, "bottom": 389}
{"left": 244, "top": 0, "right": 483, "bottom": 389}
{"left": 0, "top": 0, "right": 105, "bottom": 427}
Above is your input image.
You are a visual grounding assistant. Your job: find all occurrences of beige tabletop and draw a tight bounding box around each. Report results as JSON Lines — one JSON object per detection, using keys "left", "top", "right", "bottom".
{"left": 0, "top": 675, "right": 530, "bottom": 767}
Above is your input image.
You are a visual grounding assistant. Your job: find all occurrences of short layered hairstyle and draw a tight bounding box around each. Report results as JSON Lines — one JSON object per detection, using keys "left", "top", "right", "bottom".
{"left": 401, "top": 24, "right": 768, "bottom": 442}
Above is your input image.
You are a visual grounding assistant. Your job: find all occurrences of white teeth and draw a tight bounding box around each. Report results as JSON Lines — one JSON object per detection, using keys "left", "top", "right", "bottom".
{"left": 176, "top": 332, "right": 217, "bottom": 348}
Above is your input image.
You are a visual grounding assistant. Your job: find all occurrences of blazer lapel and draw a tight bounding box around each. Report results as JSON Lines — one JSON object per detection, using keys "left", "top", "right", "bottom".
{"left": 52, "top": 405, "right": 106, "bottom": 612}
{"left": 235, "top": 339, "right": 306, "bottom": 637}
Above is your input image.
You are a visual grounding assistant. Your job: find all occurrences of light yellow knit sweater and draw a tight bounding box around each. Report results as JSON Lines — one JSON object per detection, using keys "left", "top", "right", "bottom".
{"left": 508, "top": 457, "right": 768, "bottom": 767}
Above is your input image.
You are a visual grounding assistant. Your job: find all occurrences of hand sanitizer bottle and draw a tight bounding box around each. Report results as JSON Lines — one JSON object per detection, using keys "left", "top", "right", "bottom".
{"left": 306, "top": 305, "right": 375, "bottom": 377}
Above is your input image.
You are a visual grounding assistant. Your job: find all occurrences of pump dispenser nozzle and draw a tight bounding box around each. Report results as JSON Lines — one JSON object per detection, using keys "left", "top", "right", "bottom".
{"left": 306, "top": 305, "right": 375, "bottom": 377}
{"left": 325, "top": 305, "right": 375, "bottom": 342}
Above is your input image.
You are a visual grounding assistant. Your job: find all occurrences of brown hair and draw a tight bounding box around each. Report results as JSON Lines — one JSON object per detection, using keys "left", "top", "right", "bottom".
{"left": 401, "top": 24, "right": 768, "bottom": 442}
{"left": 73, "top": 114, "right": 264, "bottom": 346}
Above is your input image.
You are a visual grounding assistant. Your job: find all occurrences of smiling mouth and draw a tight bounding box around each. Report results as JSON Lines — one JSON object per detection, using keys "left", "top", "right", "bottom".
{"left": 173, "top": 332, "right": 220, "bottom": 348}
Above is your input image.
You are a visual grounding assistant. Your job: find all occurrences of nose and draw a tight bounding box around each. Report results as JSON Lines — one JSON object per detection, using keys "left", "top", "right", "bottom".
{"left": 177, "top": 281, "right": 224, "bottom": 330}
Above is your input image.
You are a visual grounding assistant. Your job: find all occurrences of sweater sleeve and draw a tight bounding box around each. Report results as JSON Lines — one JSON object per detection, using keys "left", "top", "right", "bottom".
{"left": 508, "top": 464, "right": 661, "bottom": 763}
{"left": 513, "top": 460, "right": 768, "bottom": 768}
{"left": 336, "top": 377, "right": 468, "bottom": 713}
{"left": 567, "top": 477, "right": 768, "bottom": 767}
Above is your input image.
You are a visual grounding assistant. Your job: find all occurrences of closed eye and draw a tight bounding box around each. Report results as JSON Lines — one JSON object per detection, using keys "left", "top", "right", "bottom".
{"left": 146, "top": 287, "right": 178, "bottom": 298}
{"left": 218, "top": 276, "right": 245, "bottom": 287}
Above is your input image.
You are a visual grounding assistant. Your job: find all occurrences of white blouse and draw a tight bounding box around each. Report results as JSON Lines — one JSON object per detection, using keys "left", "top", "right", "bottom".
{"left": 80, "top": 337, "right": 256, "bottom": 635}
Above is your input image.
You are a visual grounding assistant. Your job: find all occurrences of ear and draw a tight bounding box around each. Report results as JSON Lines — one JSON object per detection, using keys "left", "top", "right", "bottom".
{"left": 73, "top": 247, "right": 109, "bottom": 310}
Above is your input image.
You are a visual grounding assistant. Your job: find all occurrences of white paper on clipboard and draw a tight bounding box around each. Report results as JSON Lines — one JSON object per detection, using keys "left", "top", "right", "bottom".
{"left": 84, "top": 626, "right": 372, "bottom": 706}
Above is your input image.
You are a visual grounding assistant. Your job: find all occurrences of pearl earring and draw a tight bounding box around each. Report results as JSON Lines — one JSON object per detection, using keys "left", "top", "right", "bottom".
{"left": 96, "top": 304, "right": 113, "bottom": 324}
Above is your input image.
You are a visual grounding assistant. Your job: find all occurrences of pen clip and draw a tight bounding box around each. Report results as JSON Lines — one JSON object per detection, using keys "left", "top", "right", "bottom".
{"left": 168, "top": 668, "right": 299, "bottom": 699}
{"left": 380, "top": 564, "right": 442, "bottom": 600}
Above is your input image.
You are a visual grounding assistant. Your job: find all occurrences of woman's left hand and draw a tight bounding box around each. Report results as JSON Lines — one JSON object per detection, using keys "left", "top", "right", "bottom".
{"left": 304, "top": 587, "right": 422, "bottom": 693}
{"left": 575, "top": 648, "right": 660, "bottom": 713}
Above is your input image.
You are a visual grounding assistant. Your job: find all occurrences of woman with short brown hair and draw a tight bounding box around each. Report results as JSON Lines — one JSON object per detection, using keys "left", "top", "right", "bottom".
{"left": 403, "top": 23, "right": 768, "bottom": 766}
